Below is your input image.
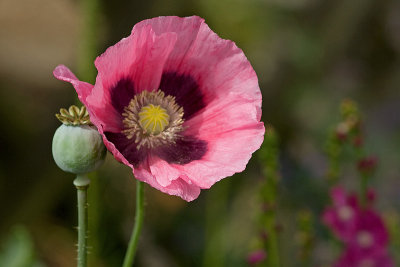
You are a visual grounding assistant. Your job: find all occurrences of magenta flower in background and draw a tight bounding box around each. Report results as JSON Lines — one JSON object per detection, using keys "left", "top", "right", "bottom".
{"left": 247, "top": 250, "right": 267, "bottom": 265}
{"left": 322, "top": 186, "right": 361, "bottom": 242}
{"left": 323, "top": 187, "right": 393, "bottom": 267}
{"left": 334, "top": 246, "right": 393, "bottom": 267}
{"left": 53, "top": 16, "right": 264, "bottom": 201}
{"left": 357, "top": 156, "right": 378, "bottom": 174}
{"left": 323, "top": 187, "right": 388, "bottom": 249}
{"left": 349, "top": 209, "right": 389, "bottom": 255}
{"left": 366, "top": 188, "right": 376, "bottom": 204}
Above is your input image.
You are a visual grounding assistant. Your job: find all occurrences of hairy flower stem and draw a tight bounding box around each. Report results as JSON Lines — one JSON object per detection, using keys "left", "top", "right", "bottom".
{"left": 73, "top": 174, "right": 91, "bottom": 267}
{"left": 122, "top": 180, "right": 145, "bottom": 267}
{"left": 265, "top": 212, "right": 280, "bottom": 267}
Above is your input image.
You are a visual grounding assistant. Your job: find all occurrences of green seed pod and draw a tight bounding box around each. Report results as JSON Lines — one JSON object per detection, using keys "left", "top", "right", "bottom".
{"left": 52, "top": 106, "right": 107, "bottom": 174}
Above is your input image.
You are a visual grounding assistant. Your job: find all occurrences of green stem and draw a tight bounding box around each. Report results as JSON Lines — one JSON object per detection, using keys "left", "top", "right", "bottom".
{"left": 259, "top": 126, "right": 281, "bottom": 267}
{"left": 265, "top": 223, "right": 280, "bottom": 267}
{"left": 202, "top": 181, "right": 230, "bottom": 267}
{"left": 73, "top": 174, "right": 91, "bottom": 267}
{"left": 264, "top": 185, "right": 280, "bottom": 267}
{"left": 78, "top": 0, "right": 100, "bottom": 84}
{"left": 354, "top": 146, "right": 368, "bottom": 207}
{"left": 122, "top": 180, "right": 145, "bottom": 267}
{"left": 360, "top": 173, "right": 369, "bottom": 207}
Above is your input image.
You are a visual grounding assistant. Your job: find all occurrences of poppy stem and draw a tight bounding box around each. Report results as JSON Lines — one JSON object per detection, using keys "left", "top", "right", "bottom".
{"left": 73, "top": 174, "right": 91, "bottom": 267}
{"left": 122, "top": 180, "right": 145, "bottom": 267}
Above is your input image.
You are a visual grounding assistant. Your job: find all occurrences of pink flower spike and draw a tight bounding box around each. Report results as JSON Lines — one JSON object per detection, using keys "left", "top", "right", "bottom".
{"left": 334, "top": 245, "right": 394, "bottom": 267}
{"left": 357, "top": 156, "right": 378, "bottom": 173}
{"left": 366, "top": 188, "right": 376, "bottom": 205}
{"left": 322, "top": 186, "right": 361, "bottom": 242}
{"left": 350, "top": 209, "right": 389, "bottom": 253}
{"left": 247, "top": 250, "right": 267, "bottom": 265}
{"left": 53, "top": 16, "right": 265, "bottom": 201}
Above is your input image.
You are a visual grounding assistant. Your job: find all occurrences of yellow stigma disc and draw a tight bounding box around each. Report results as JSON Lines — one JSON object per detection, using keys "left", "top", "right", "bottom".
{"left": 138, "top": 104, "right": 170, "bottom": 135}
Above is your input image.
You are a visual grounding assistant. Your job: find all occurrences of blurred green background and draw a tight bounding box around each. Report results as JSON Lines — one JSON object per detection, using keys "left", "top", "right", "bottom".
{"left": 0, "top": 0, "right": 399, "bottom": 266}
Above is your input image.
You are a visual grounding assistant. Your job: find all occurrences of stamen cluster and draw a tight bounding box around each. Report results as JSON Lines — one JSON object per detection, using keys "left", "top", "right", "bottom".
{"left": 122, "top": 90, "right": 184, "bottom": 149}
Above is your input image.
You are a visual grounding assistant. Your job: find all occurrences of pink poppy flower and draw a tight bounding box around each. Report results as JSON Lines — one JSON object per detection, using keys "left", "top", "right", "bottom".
{"left": 53, "top": 16, "right": 264, "bottom": 201}
{"left": 322, "top": 186, "right": 361, "bottom": 242}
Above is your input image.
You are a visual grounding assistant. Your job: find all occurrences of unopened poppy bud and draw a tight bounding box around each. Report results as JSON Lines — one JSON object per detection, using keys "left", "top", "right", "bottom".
{"left": 52, "top": 106, "right": 107, "bottom": 174}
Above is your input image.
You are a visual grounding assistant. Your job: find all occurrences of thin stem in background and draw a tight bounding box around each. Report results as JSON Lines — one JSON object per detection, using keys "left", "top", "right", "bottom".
{"left": 259, "top": 125, "right": 281, "bottom": 267}
{"left": 73, "top": 174, "right": 91, "bottom": 267}
{"left": 78, "top": 0, "right": 100, "bottom": 84}
{"left": 122, "top": 180, "right": 145, "bottom": 267}
{"left": 202, "top": 180, "right": 230, "bottom": 267}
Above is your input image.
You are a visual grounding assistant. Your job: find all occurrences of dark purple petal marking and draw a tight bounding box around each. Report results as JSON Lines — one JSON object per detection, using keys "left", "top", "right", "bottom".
{"left": 104, "top": 132, "right": 147, "bottom": 166}
{"left": 155, "top": 136, "right": 207, "bottom": 165}
{"left": 110, "top": 78, "right": 136, "bottom": 114}
{"left": 107, "top": 73, "right": 207, "bottom": 166}
{"left": 159, "top": 72, "right": 205, "bottom": 120}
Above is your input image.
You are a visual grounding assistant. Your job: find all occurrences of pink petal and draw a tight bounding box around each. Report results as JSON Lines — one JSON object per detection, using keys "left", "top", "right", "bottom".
{"left": 85, "top": 25, "right": 177, "bottom": 133}
{"left": 185, "top": 93, "right": 262, "bottom": 138}
{"left": 52, "top": 65, "right": 122, "bottom": 132}
{"left": 133, "top": 16, "right": 204, "bottom": 68}
{"left": 172, "top": 94, "right": 264, "bottom": 188}
{"left": 134, "top": 163, "right": 200, "bottom": 201}
{"left": 53, "top": 65, "right": 93, "bottom": 105}
{"left": 186, "top": 123, "right": 264, "bottom": 188}
{"left": 331, "top": 186, "right": 347, "bottom": 206}
{"left": 247, "top": 250, "right": 267, "bottom": 265}
{"left": 93, "top": 25, "right": 177, "bottom": 94}
{"left": 335, "top": 246, "right": 394, "bottom": 267}
{"left": 164, "top": 177, "right": 201, "bottom": 202}
{"left": 52, "top": 65, "right": 117, "bottom": 133}
{"left": 149, "top": 154, "right": 180, "bottom": 187}
{"left": 134, "top": 16, "right": 260, "bottom": 103}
